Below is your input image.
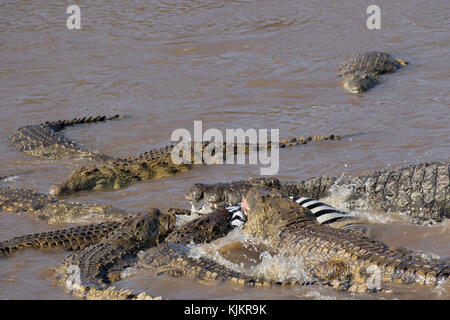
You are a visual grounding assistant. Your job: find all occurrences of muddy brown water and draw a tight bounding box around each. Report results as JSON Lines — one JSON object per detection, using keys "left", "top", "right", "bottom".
{"left": 0, "top": 0, "right": 449, "bottom": 299}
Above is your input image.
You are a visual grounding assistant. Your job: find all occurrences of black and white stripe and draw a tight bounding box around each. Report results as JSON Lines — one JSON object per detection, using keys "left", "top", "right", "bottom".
{"left": 226, "top": 205, "right": 247, "bottom": 228}
{"left": 289, "top": 196, "right": 350, "bottom": 225}
{"left": 225, "top": 196, "right": 351, "bottom": 228}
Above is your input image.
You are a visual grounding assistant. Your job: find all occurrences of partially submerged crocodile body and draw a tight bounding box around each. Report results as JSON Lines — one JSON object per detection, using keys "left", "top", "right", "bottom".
{"left": 282, "top": 161, "right": 450, "bottom": 224}
{"left": 8, "top": 115, "right": 120, "bottom": 160}
{"left": 55, "top": 210, "right": 175, "bottom": 300}
{"left": 0, "top": 209, "right": 176, "bottom": 299}
{"left": 49, "top": 133, "right": 344, "bottom": 196}
{"left": 337, "top": 52, "right": 408, "bottom": 93}
{"left": 185, "top": 161, "right": 450, "bottom": 224}
{"left": 240, "top": 189, "right": 449, "bottom": 292}
{"left": 0, "top": 186, "right": 128, "bottom": 224}
{"left": 1, "top": 205, "right": 295, "bottom": 299}
{"left": 0, "top": 220, "right": 123, "bottom": 257}
{"left": 0, "top": 209, "right": 177, "bottom": 258}
{"left": 136, "top": 208, "right": 309, "bottom": 287}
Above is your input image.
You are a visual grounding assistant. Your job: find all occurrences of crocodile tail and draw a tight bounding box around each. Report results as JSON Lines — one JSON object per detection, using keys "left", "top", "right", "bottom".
{"left": 189, "top": 255, "right": 312, "bottom": 287}
{"left": 281, "top": 131, "right": 373, "bottom": 148}
{"left": 278, "top": 134, "right": 340, "bottom": 148}
{"left": 69, "top": 285, "right": 162, "bottom": 300}
{"left": 138, "top": 242, "right": 312, "bottom": 288}
{"left": 0, "top": 221, "right": 121, "bottom": 257}
{"left": 45, "top": 114, "right": 121, "bottom": 132}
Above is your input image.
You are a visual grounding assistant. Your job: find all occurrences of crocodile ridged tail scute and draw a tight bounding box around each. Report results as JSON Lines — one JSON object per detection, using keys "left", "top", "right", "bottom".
{"left": 0, "top": 221, "right": 122, "bottom": 257}
{"left": 44, "top": 115, "right": 120, "bottom": 132}
{"left": 352, "top": 161, "right": 450, "bottom": 223}
{"left": 56, "top": 210, "right": 171, "bottom": 299}
{"left": 8, "top": 114, "right": 120, "bottom": 160}
{"left": 280, "top": 161, "right": 449, "bottom": 224}
{"left": 243, "top": 189, "right": 449, "bottom": 292}
{"left": 337, "top": 52, "right": 408, "bottom": 93}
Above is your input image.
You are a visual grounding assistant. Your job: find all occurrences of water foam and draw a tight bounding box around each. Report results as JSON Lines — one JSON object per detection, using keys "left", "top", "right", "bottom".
{"left": 1, "top": 175, "right": 19, "bottom": 182}
{"left": 322, "top": 182, "right": 411, "bottom": 225}
{"left": 188, "top": 228, "right": 310, "bottom": 283}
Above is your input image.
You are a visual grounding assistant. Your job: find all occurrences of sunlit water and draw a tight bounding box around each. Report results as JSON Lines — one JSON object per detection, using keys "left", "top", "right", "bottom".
{"left": 0, "top": 0, "right": 448, "bottom": 299}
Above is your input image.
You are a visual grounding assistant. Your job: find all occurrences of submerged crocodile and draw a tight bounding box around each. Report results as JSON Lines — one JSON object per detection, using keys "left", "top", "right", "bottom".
{"left": 0, "top": 209, "right": 176, "bottom": 299}
{"left": 0, "top": 220, "right": 123, "bottom": 257}
{"left": 239, "top": 189, "right": 449, "bottom": 293}
{"left": 0, "top": 186, "right": 128, "bottom": 224}
{"left": 0, "top": 185, "right": 196, "bottom": 224}
{"left": 338, "top": 52, "right": 408, "bottom": 93}
{"left": 8, "top": 115, "right": 121, "bottom": 160}
{"left": 1, "top": 205, "right": 295, "bottom": 299}
{"left": 185, "top": 161, "right": 450, "bottom": 224}
{"left": 49, "top": 133, "right": 345, "bottom": 196}
{"left": 54, "top": 210, "right": 176, "bottom": 300}
{"left": 136, "top": 208, "right": 310, "bottom": 287}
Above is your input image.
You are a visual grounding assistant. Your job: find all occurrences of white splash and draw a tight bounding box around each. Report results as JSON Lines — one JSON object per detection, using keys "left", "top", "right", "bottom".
{"left": 321, "top": 182, "right": 411, "bottom": 225}
{"left": 1, "top": 175, "right": 19, "bottom": 182}
{"left": 188, "top": 228, "right": 310, "bottom": 283}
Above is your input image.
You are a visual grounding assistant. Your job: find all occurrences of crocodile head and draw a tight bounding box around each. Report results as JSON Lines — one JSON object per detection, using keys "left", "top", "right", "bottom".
{"left": 241, "top": 188, "right": 309, "bottom": 241}
{"left": 128, "top": 210, "right": 164, "bottom": 248}
{"left": 185, "top": 182, "right": 242, "bottom": 205}
{"left": 165, "top": 208, "right": 231, "bottom": 243}
{"left": 185, "top": 178, "right": 282, "bottom": 212}
{"left": 342, "top": 71, "right": 378, "bottom": 94}
{"left": 241, "top": 188, "right": 281, "bottom": 239}
{"left": 49, "top": 166, "right": 116, "bottom": 196}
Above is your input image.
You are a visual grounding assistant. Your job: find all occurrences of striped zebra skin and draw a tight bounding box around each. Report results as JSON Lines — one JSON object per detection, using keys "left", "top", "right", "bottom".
{"left": 226, "top": 196, "right": 352, "bottom": 228}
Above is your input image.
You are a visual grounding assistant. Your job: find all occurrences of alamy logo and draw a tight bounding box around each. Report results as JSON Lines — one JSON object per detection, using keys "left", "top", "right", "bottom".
{"left": 366, "top": 265, "right": 382, "bottom": 290}
{"left": 170, "top": 121, "right": 280, "bottom": 175}
{"left": 65, "top": 265, "right": 81, "bottom": 290}
{"left": 366, "top": 5, "right": 381, "bottom": 30}
{"left": 66, "top": 5, "right": 81, "bottom": 30}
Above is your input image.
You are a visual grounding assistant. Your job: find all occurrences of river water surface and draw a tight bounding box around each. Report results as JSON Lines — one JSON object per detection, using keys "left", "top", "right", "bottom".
{"left": 0, "top": 0, "right": 449, "bottom": 299}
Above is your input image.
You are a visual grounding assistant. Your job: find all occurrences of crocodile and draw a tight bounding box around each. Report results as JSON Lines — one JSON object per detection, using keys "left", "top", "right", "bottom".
{"left": 0, "top": 209, "right": 177, "bottom": 299}
{"left": 49, "top": 133, "right": 344, "bottom": 196}
{"left": 0, "top": 186, "right": 128, "bottom": 224}
{"left": 8, "top": 115, "right": 120, "bottom": 160}
{"left": 0, "top": 203, "right": 299, "bottom": 299}
{"left": 337, "top": 52, "right": 408, "bottom": 93}
{"left": 136, "top": 208, "right": 310, "bottom": 287}
{"left": 0, "top": 209, "right": 177, "bottom": 257}
{"left": 239, "top": 188, "right": 449, "bottom": 293}
{"left": 54, "top": 209, "right": 175, "bottom": 300}
{"left": 185, "top": 161, "right": 450, "bottom": 224}
{"left": 0, "top": 220, "right": 122, "bottom": 257}
{"left": 55, "top": 208, "right": 299, "bottom": 300}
